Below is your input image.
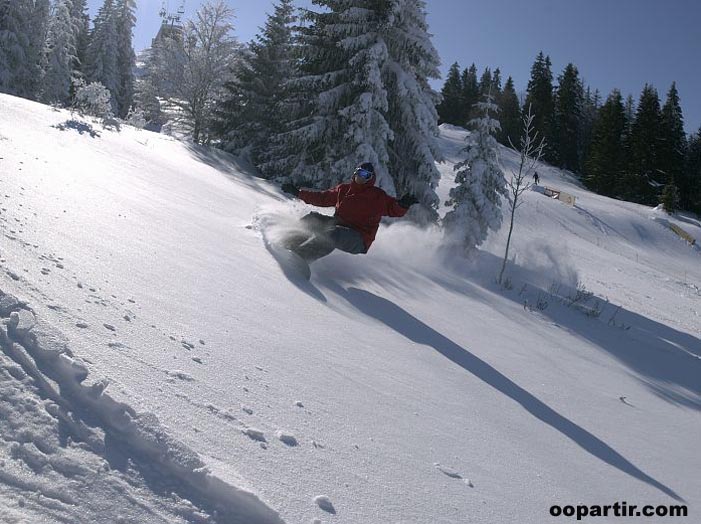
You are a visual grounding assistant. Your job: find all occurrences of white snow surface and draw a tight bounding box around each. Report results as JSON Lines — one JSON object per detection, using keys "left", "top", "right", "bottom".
{"left": 0, "top": 95, "right": 700, "bottom": 523}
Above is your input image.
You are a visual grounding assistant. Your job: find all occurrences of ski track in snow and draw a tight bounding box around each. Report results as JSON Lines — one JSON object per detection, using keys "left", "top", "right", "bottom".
{"left": 0, "top": 288, "right": 284, "bottom": 524}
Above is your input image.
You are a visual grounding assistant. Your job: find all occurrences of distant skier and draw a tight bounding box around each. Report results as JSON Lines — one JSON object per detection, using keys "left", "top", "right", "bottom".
{"left": 280, "top": 162, "right": 418, "bottom": 262}
{"left": 533, "top": 171, "right": 540, "bottom": 185}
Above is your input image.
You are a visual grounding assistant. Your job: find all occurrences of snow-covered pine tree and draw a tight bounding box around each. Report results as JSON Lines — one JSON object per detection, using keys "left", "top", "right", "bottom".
{"left": 85, "top": 0, "right": 119, "bottom": 110}
{"left": 382, "top": 0, "right": 443, "bottom": 221}
{"left": 443, "top": 95, "right": 507, "bottom": 252}
{"left": 261, "top": 0, "right": 394, "bottom": 190}
{"left": 42, "top": 0, "right": 78, "bottom": 105}
{"left": 217, "top": 0, "right": 297, "bottom": 161}
{"left": 263, "top": 0, "right": 441, "bottom": 218}
{"left": 69, "top": 0, "right": 89, "bottom": 88}
{"left": 114, "top": 0, "right": 135, "bottom": 117}
{"left": 0, "top": 0, "right": 31, "bottom": 97}
{"left": 133, "top": 44, "right": 167, "bottom": 126}
{"left": 27, "top": 0, "right": 51, "bottom": 97}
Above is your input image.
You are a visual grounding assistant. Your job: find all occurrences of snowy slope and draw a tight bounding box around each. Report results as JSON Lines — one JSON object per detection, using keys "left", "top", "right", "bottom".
{"left": 0, "top": 94, "right": 699, "bottom": 523}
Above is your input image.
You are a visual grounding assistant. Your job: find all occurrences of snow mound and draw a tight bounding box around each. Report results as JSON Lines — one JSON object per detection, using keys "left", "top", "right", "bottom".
{"left": 0, "top": 288, "right": 284, "bottom": 524}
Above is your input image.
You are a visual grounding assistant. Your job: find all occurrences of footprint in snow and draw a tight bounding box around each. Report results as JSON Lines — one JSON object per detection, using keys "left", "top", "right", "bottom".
{"left": 276, "top": 430, "right": 298, "bottom": 447}
{"left": 314, "top": 495, "right": 336, "bottom": 514}
{"left": 434, "top": 463, "right": 474, "bottom": 487}
{"left": 242, "top": 428, "right": 266, "bottom": 442}
{"left": 166, "top": 370, "right": 194, "bottom": 382}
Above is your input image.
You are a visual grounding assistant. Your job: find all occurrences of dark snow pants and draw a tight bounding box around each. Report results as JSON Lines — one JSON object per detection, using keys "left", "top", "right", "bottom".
{"left": 285, "top": 212, "right": 367, "bottom": 262}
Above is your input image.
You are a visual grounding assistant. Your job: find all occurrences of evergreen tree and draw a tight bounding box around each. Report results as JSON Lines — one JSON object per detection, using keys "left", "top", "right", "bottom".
{"left": 459, "top": 63, "right": 478, "bottom": 124}
{"left": 553, "top": 63, "right": 583, "bottom": 171}
{"left": 262, "top": 1, "right": 394, "bottom": 189}
{"left": 681, "top": 127, "right": 701, "bottom": 213}
{"left": 583, "top": 89, "right": 626, "bottom": 196}
{"left": 263, "top": 0, "right": 443, "bottom": 221}
{"left": 383, "top": 0, "right": 443, "bottom": 220}
{"left": 491, "top": 67, "right": 502, "bottom": 96}
{"left": 478, "top": 66, "right": 491, "bottom": 96}
{"left": 661, "top": 178, "right": 680, "bottom": 213}
{"left": 0, "top": 0, "right": 32, "bottom": 97}
{"left": 659, "top": 82, "right": 686, "bottom": 190}
{"left": 524, "top": 51, "right": 555, "bottom": 160}
{"left": 85, "top": 0, "right": 119, "bottom": 109}
{"left": 133, "top": 43, "right": 168, "bottom": 125}
{"left": 42, "top": 0, "right": 78, "bottom": 105}
{"left": 684, "top": 127, "right": 701, "bottom": 213}
{"left": 496, "top": 76, "right": 520, "bottom": 147}
{"left": 217, "top": 0, "right": 297, "bottom": 159}
{"left": 578, "top": 86, "right": 600, "bottom": 178}
{"left": 27, "top": 0, "right": 51, "bottom": 97}
{"left": 626, "top": 84, "right": 664, "bottom": 204}
{"left": 624, "top": 94, "right": 635, "bottom": 128}
{"left": 114, "top": 0, "right": 136, "bottom": 117}
{"left": 437, "top": 61, "right": 462, "bottom": 125}
{"left": 444, "top": 95, "right": 507, "bottom": 252}
{"left": 70, "top": 0, "right": 89, "bottom": 82}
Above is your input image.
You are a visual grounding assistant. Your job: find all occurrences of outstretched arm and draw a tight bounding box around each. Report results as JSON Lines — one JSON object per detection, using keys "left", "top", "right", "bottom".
{"left": 281, "top": 182, "right": 341, "bottom": 208}
{"left": 299, "top": 185, "right": 341, "bottom": 208}
{"left": 385, "top": 194, "right": 418, "bottom": 217}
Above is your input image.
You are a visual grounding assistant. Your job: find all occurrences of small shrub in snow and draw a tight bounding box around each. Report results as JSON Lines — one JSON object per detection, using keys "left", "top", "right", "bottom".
{"left": 566, "top": 281, "right": 593, "bottom": 306}
{"left": 126, "top": 108, "right": 146, "bottom": 129}
{"left": 73, "top": 82, "right": 113, "bottom": 120}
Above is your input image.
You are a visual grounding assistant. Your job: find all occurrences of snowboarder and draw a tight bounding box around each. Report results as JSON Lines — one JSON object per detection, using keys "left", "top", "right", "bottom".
{"left": 533, "top": 171, "right": 540, "bottom": 185}
{"left": 280, "top": 162, "right": 418, "bottom": 262}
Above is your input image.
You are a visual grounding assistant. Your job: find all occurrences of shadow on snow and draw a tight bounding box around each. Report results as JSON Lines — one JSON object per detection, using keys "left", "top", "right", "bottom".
{"left": 329, "top": 284, "right": 684, "bottom": 502}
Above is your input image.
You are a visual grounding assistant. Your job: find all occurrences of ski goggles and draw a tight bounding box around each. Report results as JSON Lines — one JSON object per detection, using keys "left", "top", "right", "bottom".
{"left": 354, "top": 167, "right": 373, "bottom": 180}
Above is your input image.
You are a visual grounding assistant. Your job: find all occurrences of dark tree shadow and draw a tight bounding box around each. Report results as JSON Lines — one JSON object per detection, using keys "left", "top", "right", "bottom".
{"left": 183, "top": 142, "right": 281, "bottom": 199}
{"left": 329, "top": 285, "right": 683, "bottom": 502}
{"left": 321, "top": 246, "right": 701, "bottom": 411}
{"left": 52, "top": 119, "right": 100, "bottom": 138}
{"left": 470, "top": 252, "right": 701, "bottom": 411}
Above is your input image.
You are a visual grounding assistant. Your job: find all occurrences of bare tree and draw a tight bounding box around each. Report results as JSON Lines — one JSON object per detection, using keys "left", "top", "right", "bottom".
{"left": 144, "top": 0, "right": 240, "bottom": 143}
{"left": 498, "top": 105, "right": 545, "bottom": 285}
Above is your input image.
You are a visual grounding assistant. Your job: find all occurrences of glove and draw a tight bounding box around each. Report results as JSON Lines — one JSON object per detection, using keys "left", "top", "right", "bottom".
{"left": 398, "top": 194, "right": 419, "bottom": 208}
{"left": 281, "top": 182, "right": 299, "bottom": 197}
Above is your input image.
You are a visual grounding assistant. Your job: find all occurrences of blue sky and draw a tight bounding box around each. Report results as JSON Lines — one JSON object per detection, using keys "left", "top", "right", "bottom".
{"left": 91, "top": 0, "right": 701, "bottom": 133}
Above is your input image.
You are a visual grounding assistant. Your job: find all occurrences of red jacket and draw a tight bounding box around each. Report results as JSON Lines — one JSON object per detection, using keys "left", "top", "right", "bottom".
{"left": 298, "top": 176, "right": 408, "bottom": 250}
